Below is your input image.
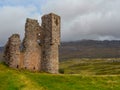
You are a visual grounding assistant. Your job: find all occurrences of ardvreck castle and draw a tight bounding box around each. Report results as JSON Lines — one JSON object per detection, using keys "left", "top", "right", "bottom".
{"left": 4, "top": 13, "right": 60, "bottom": 74}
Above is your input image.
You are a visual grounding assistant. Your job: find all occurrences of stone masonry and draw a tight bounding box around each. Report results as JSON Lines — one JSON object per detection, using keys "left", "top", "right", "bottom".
{"left": 4, "top": 34, "right": 21, "bottom": 68}
{"left": 22, "top": 18, "right": 42, "bottom": 71}
{"left": 4, "top": 13, "right": 61, "bottom": 74}
{"left": 41, "top": 13, "right": 60, "bottom": 73}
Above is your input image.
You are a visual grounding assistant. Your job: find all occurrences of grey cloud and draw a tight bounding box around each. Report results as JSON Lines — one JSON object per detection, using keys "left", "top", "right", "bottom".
{"left": 1, "top": 0, "right": 120, "bottom": 46}
{"left": 41, "top": 0, "right": 120, "bottom": 41}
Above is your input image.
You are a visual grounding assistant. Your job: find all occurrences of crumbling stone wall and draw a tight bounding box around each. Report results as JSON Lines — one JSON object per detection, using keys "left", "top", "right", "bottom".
{"left": 4, "top": 34, "right": 21, "bottom": 68}
{"left": 4, "top": 13, "right": 61, "bottom": 74}
{"left": 23, "top": 18, "right": 42, "bottom": 71}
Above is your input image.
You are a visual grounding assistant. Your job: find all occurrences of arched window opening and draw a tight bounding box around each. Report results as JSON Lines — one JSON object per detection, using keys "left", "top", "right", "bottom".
{"left": 37, "top": 33, "right": 41, "bottom": 45}
{"left": 16, "top": 65, "right": 19, "bottom": 68}
{"left": 33, "top": 67, "right": 35, "bottom": 70}
{"left": 55, "top": 19, "right": 58, "bottom": 26}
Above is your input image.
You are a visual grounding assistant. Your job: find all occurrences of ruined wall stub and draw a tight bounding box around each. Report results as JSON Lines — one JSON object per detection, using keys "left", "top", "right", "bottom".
{"left": 4, "top": 34, "right": 21, "bottom": 68}
{"left": 41, "top": 13, "right": 60, "bottom": 73}
{"left": 23, "top": 18, "right": 42, "bottom": 71}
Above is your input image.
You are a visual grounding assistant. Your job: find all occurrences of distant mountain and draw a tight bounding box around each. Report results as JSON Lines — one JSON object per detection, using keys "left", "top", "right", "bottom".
{"left": 0, "top": 47, "right": 4, "bottom": 61}
{"left": 59, "top": 40, "right": 120, "bottom": 60}
{"left": 0, "top": 47, "right": 4, "bottom": 53}
{"left": 1, "top": 40, "right": 120, "bottom": 61}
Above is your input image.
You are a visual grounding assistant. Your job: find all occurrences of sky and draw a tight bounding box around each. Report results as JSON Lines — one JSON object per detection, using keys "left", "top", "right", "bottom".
{"left": 0, "top": 0, "right": 120, "bottom": 46}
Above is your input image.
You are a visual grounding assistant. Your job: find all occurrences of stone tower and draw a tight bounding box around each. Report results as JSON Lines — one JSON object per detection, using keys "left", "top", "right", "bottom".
{"left": 4, "top": 13, "right": 61, "bottom": 74}
{"left": 4, "top": 34, "right": 21, "bottom": 68}
{"left": 23, "top": 18, "right": 42, "bottom": 71}
{"left": 41, "top": 13, "right": 60, "bottom": 73}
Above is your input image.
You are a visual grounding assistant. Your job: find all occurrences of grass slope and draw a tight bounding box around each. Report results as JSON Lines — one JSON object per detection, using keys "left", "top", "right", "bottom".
{"left": 0, "top": 60, "right": 120, "bottom": 90}
{"left": 60, "top": 58, "right": 120, "bottom": 75}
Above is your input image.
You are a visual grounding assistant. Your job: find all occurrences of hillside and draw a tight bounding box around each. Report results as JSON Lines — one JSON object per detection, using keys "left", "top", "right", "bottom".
{"left": 0, "top": 62, "right": 120, "bottom": 90}
{"left": 0, "top": 40, "right": 120, "bottom": 60}
{"left": 0, "top": 47, "right": 4, "bottom": 53}
{"left": 60, "top": 58, "right": 120, "bottom": 75}
{"left": 60, "top": 40, "right": 120, "bottom": 60}
{"left": 0, "top": 47, "right": 4, "bottom": 62}
{"left": 1, "top": 40, "right": 120, "bottom": 61}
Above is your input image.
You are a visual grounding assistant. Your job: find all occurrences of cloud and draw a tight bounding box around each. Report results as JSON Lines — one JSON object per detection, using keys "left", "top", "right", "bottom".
{"left": 0, "top": 0, "right": 120, "bottom": 46}
{"left": 41, "top": 0, "right": 120, "bottom": 41}
{"left": 0, "top": 6, "right": 40, "bottom": 46}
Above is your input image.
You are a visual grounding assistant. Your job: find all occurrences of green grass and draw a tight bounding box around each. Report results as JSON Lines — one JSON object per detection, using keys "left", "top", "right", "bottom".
{"left": 60, "top": 58, "right": 120, "bottom": 75}
{"left": 1, "top": 58, "right": 120, "bottom": 90}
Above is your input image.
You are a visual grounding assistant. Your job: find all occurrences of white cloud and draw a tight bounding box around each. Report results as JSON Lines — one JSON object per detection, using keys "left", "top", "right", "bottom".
{"left": 0, "top": 6, "right": 40, "bottom": 46}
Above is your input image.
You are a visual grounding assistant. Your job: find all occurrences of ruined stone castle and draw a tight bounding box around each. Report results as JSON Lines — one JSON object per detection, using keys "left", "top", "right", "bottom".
{"left": 4, "top": 13, "right": 60, "bottom": 74}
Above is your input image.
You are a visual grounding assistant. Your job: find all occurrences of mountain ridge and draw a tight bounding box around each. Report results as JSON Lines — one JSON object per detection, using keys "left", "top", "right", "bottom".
{"left": 59, "top": 40, "right": 120, "bottom": 60}
{"left": 1, "top": 40, "right": 120, "bottom": 60}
